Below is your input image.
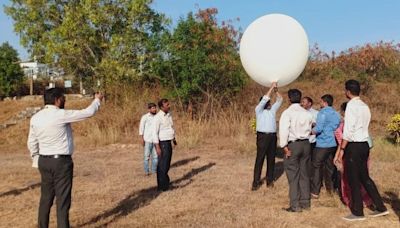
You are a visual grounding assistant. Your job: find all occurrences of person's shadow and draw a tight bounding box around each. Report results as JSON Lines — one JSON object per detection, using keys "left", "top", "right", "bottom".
{"left": 0, "top": 182, "right": 40, "bottom": 198}
{"left": 170, "top": 156, "right": 200, "bottom": 168}
{"left": 383, "top": 191, "right": 400, "bottom": 222}
{"left": 260, "top": 161, "right": 285, "bottom": 184}
{"left": 78, "top": 162, "right": 216, "bottom": 227}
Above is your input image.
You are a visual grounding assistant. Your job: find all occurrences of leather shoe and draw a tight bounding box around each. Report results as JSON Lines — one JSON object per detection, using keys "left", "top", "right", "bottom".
{"left": 283, "top": 207, "right": 302, "bottom": 212}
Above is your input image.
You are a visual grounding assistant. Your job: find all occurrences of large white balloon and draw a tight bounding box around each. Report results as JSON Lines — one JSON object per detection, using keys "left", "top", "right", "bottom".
{"left": 240, "top": 14, "right": 309, "bottom": 87}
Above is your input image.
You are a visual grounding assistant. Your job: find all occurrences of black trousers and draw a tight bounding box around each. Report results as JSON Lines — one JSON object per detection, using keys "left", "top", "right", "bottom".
{"left": 253, "top": 132, "right": 277, "bottom": 186}
{"left": 345, "top": 142, "right": 387, "bottom": 216}
{"left": 284, "top": 140, "right": 311, "bottom": 209}
{"left": 311, "top": 147, "right": 336, "bottom": 195}
{"left": 157, "top": 140, "right": 173, "bottom": 191}
{"left": 38, "top": 156, "right": 73, "bottom": 228}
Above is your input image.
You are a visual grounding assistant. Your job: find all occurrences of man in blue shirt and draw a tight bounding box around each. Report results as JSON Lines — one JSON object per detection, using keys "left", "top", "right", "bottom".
{"left": 311, "top": 94, "right": 340, "bottom": 198}
{"left": 252, "top": 82, "right": 283, "bottom": 190}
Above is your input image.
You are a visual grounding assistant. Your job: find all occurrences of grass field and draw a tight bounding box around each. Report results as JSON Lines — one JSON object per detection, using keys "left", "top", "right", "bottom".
{"left": 0, "top": 139, "right": 399, "bottom": 227}
{"left": 0, "top": 81, "right": 399, "bottom": 227}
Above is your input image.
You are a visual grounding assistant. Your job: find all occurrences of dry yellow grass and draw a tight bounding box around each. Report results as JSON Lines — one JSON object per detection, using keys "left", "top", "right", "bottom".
{"left": 0, "top": 81, "right": 399, "bottom": 227}
{"left": 0, "top": 140, "right": 398, "bottom": 227}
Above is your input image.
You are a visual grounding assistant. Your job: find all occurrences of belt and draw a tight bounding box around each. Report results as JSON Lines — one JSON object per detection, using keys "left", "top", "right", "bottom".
{"left": 40, "top": 154, "right": 71, "bottom": 159}
{"left": 288, "top": 139, "right": 309, "bottom": 144}
{"left": 257, "top": 132, "right": 276, "bottom": 135}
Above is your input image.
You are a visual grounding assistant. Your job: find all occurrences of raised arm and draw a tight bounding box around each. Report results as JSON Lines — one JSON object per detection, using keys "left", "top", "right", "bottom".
{"left": 271, "top": 91, "right": 283, "bottom": 113}
{"left": 59, "top": 93, "right": 103, "bottom": 124}
{"left": 255, "top": 82, "right": 276, "bottom": 114}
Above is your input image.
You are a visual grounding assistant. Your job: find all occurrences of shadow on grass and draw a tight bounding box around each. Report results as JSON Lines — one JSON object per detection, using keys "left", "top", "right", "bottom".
{"left": 170, "top": 156, "right": 200, "bottom": 169}
{"left": 382, "top": 191, "right": 400, "bottom": 222}
{"left": 260, "top": 161, "right": 285, "bottom": 184}
{"left": 0, "top": 182, "right": 41, "bottom": 198}
{"left": 78, "top": 162, "right": 216, "bottom": 227}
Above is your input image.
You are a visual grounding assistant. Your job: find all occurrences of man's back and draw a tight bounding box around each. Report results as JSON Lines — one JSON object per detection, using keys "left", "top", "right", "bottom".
{"left": 28, "top": 99, "right": 100, "bottom": 156}
{"left": 343, "top": 97, "right": 371, "bottom": 142}
{"left": 314, "top": 106, "right": 341, "bottom": 148}
{"left": 279, "top": 104, "right": 313, "bottom": 148}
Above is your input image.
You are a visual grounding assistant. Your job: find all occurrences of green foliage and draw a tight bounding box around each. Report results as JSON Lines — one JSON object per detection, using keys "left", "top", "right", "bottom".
{"left": 155, "top": 8, "right": 246, "bottom": 109}
{"left": 387, "top": 114, "right": 400, "bottom": 144}
{"left": 5, "top": 0, "right": 168, "bottom": 90}
{"left": 0, "top": 42, "right": 24, "bottom": 97}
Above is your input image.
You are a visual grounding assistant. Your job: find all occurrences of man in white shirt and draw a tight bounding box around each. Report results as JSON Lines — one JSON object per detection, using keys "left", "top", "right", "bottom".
{"left": 153, "top": 98, "right": 177, "bottom": 191}
{"left": 27, "top": 88, "right": 103, "bottom": 228}
{"left": 139, "top": 103, "right": 158, "bottom": 175}
{"left": 339, "top": 80, "right": 388, "bottom": 221}
{"left": 252, "top": 82, "right": 283, "bottom": 190}
{"left": 279, "top": 89, "right": 313, "bottom": 212}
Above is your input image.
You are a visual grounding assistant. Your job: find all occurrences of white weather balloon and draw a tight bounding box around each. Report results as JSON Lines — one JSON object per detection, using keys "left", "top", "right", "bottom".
{"left": 240, "top": 14, "right": 309, "bottom": 87}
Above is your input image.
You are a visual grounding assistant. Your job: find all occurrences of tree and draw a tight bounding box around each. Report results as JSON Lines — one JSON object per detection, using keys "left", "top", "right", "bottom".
{"left": 0, "top": 42, "right": 24, "bottom": 97}
{"left": 156, "top": 8, "right": 246, "bottom": 113}
{"left": 5, "top": 0, "right": 168, "bottom": 93}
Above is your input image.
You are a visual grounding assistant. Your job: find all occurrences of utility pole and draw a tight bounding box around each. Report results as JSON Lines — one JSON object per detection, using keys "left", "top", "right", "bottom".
{"left": 29, "top": 69, "right": 33, "bottom": 95}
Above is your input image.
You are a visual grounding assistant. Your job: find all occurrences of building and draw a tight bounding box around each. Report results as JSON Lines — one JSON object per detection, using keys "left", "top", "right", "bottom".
{"left": 19, "top": 61, "right": 64, "bottom": 80}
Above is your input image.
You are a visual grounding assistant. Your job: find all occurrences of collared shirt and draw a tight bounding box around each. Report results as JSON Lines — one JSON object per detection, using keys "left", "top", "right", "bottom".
{"left": 343, "top": 97, "right": 371, "bottom": 142}
{"left": 139, "top": 113, "right": 157, "bottom": 143}
{"left": 255, "top": 95, "right": 283, "bottom": 133}
{"left": 308, "top": 107, "right": 319, "bottom": 143}
{"left": 153, "top": 110, "right": 175, "bottom": 143}
{"left": 279, "top": 103, "right": 313, "bottom": 148}
{"left": 27, "top": 99, "right": 101, "bottom": 162}
{"left": 313, "top": 106, "right": 341, "bottom": 148}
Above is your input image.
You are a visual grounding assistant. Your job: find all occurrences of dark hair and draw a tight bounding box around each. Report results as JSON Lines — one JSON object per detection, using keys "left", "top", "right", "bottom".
{"left": 158, "top": 98, "right": 169, "bottom": 109}
{"left": 44, "top": 88, "right": 64, "bottom": 105}
{"left": 147, "top": 102, "right": 156, "bottom": 109}
{"left": 345, "top": 79, "right": 360, "bottom": 96}
{"left": 303, "top": 96, "right": 313, "bottom": 104}
{"left": 340, "top": 102, "right": 348, "bottom": 112}
{"left": 321, "top": 94, "right": 334, "bottom": 106}
{"left": 259, "top": 96, "right": 271, "bottom": 109}
{"left": 288, "top": 89, "right": 302, "bottom": 104}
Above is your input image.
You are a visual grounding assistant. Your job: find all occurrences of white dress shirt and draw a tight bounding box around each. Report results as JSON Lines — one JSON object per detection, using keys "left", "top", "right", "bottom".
{"left": 279, "top": 103, "right": 313, "bottom": 148}
{"left": 27, "top": 99, "right": 101, "bottom": 167}
{"left": 343, "top": 97, "right": 371, "bottom": 142}
{"left": 255, "top": 95, "right": 283, "bottom": 133}
{"left": 308, "top": 107, "right": 319, "bottom": 143}
{"left": 139, "top": 113, "right": 157, "bottom": 143}
{"left": 153, "top": 110, "right": 175, "bottom": 143}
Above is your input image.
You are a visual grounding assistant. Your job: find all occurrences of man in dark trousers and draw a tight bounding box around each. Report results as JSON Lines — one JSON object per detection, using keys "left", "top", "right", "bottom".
{"left": 252, "top": 82, "right": 283, "bottom": 190}
{"left": 310, "top": 94, "right": 340, "bottom": 198}
{"left": 339, "top": 80, "right": 389, "bottom": 221}
{"left": 153, "top": 98, "right": 177, "bottom": 191}
{"left": 27, "top": 88, "right": 103, "bottom": 228}
{"left": 279, "top": 89, "right": 313, "bottom": 212}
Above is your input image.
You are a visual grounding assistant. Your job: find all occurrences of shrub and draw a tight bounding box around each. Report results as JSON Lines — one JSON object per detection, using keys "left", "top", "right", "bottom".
{"left": 387, "top": 114, "right": 400, "bottom": 144}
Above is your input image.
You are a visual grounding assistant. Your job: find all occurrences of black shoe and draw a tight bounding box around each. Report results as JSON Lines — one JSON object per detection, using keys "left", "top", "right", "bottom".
{"left": 266, "top": 181, "right": 274, "bottom": 188}
{"left": 283, "top": 207, "right": 302, "bottom": 213}
{"left": 251, "top": 184, "right": 260, "bottom": 191}
{"left": 251, "top": 181, "right": 261, "bottom": 191}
